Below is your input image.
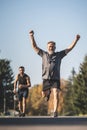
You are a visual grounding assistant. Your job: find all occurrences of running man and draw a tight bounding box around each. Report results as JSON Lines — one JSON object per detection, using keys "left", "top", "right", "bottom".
{"left": 14, "top": 66, "right": 31, "bottom": 117}
{"left": 29, "top": 30, "right": 80, "bottom": 117}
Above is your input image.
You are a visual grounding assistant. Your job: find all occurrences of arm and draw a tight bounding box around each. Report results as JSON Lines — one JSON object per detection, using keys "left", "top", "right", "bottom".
{"left": 14, "top": 75, "right": 18, "bottom": 94}
{"left": 25, "top": 76, "right": 31, "bottom": 88}
{"left": 29, "top": 30, "right": 40, "bottom": 53}
{"left": 65, "top": 34, "right": 80, "bottom": 54}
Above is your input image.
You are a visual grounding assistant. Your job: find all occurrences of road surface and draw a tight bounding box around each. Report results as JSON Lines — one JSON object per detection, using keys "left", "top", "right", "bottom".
{"left": 0, "top": 116, "right": 87, "bottom": 130}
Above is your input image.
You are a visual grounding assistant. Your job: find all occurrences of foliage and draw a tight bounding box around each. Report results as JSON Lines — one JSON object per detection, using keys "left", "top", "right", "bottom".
{"left": 26, "top": 84, "right": 48, "bottom": 116}
{"left": 64, "top": 55, "right": 87, "bottom": 116}
{"left": 0, "top": 59, "right": 14, "bottom": 112}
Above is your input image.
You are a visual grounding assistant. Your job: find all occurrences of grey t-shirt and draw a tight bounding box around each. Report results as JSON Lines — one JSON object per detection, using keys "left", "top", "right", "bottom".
{"left": 38, "top": 49, "right": 67, "bottom": 80}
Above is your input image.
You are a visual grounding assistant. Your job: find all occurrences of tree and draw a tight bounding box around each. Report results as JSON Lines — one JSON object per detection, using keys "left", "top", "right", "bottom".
{"left": 0, "top": 59, "right": 14, "bottom": 112}
{"left": 63, "top": 78, "right": 76, "bottom": 115}
{"left": 73, "top": 55, "right": 87, "bottom": 115}
{"left": 64, "top": 55, "right": 87, "bottom": 116}
{"left": 26, "top": 84, "right": 48, "bottom": 116}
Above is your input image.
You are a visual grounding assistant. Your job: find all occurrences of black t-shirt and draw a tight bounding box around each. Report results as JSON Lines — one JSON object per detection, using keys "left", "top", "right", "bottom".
{"left": 18, "top": 73, "right": 28, "bottom": 91}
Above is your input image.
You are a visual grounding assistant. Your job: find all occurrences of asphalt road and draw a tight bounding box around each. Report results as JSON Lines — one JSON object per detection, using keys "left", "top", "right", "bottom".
{"left": 0, "top": 116, "right": 87, "bottom": 130}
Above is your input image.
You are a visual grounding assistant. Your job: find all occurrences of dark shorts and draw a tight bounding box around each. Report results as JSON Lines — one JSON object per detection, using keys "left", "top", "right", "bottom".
{"left": 18, "top": 88, "right": 28, "bottom": 101}
{"left": 43, "top": 79, "right": 60, "bottom": 91}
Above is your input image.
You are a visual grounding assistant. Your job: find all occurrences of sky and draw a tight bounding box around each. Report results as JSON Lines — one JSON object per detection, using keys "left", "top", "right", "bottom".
{"left": 0, "top": 0, "right": 87, "bottom": 86}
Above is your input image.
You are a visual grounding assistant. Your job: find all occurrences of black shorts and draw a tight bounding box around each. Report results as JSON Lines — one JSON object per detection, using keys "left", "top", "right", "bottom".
{"left": 43, "top": 79, "right": 60, "bottom": 91}
{"left": 18, "top": 88, "right": 28, "bottom": 101}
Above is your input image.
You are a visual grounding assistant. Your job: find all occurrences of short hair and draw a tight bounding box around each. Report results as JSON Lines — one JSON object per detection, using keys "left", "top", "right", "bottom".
{"left": 19, "top": 66, "right": 25, "bottom": 70}
{"left": 47, "top": 41, "right": 56, "bottom": 46}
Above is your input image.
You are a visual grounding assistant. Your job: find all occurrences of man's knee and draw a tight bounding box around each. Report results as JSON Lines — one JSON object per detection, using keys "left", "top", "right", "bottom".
{"left": 53, "top": 88, "right": 59, "bottom": 99}
{"left": 23, "top": 97, "right": 26, "bottom": 103}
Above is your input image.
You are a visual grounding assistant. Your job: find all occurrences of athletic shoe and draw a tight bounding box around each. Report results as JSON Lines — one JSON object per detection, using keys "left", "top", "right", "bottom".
{"left": 21, "top": 113, "right": 25, "bottom": 117}
{"left": 52, "top": 112, "right": 58, "bottom": 117}
{"left": 18, "top": 111, "right": 22, "bottom": 117}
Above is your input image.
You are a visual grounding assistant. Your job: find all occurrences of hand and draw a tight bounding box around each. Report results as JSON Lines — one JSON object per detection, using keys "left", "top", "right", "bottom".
{"left": 76, "top": 34, "right": 80, "bottom": 41}
{"left": 13, "top": 88, "right": 16, "bottom": 94}
{"left": 29, "top": 30, "right": 34, "bottom": 36}
{"left": 18, "top": 84, "right": 23, "bottom": 89}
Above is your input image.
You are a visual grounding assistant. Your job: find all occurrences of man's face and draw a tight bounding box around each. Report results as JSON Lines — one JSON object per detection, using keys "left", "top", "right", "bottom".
{"left": 47, "top": 42, "right": 56, "bottom": 54}
{"left": 19, "top": 68, "right": 24, "bottom": 75}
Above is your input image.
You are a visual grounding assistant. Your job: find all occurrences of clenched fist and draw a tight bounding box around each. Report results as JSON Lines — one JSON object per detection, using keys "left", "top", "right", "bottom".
{"left": 29, "top": 30, "right": 34, "bottom": 36}
{"left": 18, "top": 84, "right": 23, "bottom": 89}
{"left": 76, "top": 34, "right": 80, "bottom": 41}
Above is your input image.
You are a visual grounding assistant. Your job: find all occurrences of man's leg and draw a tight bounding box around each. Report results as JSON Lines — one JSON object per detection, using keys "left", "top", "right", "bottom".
{"left": 18, "top": 92, "right": 23, "bottom": 116}
{"left": 42, "top": 90, "right": 50, "bottom": 97}
{"left": 18, "top": 100, "right": 23, "bottom": 117}
{"left": 19, "top": 101, "right": 22, "bottom": 112}
{"left": 21, "top": 89, "right": 28, "bottom": 117}
{"left": 52, "top": 88, "right": 59, "bottom": 117}
{"left": 42, "top": 80, "right": 51, "bottom": 101}
{"left": 42, "top": 89, "right": 51, "bottom": 101}
{"left": 23, "top": 97, "right": 26, "bottom": 115}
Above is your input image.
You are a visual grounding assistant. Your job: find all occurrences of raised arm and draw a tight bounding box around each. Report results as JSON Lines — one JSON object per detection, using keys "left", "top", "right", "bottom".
{"left": 65, "top": 34, "right": 80, "bottom": 54}
{"left": 29, "top": 30, "right": 40, "bottom": 53}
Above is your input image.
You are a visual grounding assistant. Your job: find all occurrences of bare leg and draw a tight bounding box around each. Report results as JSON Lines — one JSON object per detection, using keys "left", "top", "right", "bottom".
{"left": 42, "top": 91, "right": 45, "bottom": 98}
{"left": 52, "top": 88, "right": 59, "bottom": 113}
{"left": 23, "top": 97, "right": 26, "bottom": 114}
{"left": 42, "top": 90, "right": 50, "bottom": 97}
{"left": 19, "top": 101, "right": 22, "bottom": 112}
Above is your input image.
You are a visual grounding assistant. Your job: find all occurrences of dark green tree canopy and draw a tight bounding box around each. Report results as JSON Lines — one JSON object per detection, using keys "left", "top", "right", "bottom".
{"left": 0, "top": 59, "right": 14, "bottom": 85}
{"left": 0, "top": 59, "right": 14, "bottom": 112}
{"left": 64, "top": 55, "right": 87, "bottom": 115}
